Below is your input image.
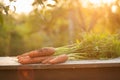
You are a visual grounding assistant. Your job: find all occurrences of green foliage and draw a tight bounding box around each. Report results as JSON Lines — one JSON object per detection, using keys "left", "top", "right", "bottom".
{"left": 0, "top": 13, "right": 3, "bottom": 26}
{"left": 0, "top": 0, "right": 120, "bottom": 57}
{"left": 55, "top": 33, "right": 120, "bottom": 60}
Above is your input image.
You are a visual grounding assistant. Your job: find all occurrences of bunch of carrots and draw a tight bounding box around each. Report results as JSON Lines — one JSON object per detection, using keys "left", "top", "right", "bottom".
{"left": 17, "top": 47, "right": 68, "bottom": 64}
{"left": 18, "top": 33, "right": 120, "bottom": 64}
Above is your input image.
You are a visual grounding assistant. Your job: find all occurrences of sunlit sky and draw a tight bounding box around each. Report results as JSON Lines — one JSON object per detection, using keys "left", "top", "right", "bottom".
{"left": 88, "top": 0, "right": 115, "bottom": 5}
{"left": 2, "top": 0, "right": 116, "bottom": 14}
{"left": 3, "top": 0, "right": 34, "bottom": 14}
{"left": 82, "top": 0, "right": 115, "bottom": 7}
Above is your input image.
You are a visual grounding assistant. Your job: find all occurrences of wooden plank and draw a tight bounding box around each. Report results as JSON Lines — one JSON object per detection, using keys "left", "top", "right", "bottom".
{"left": 0, "top": 57, "right": 120, "bottom": 69}
{"left": 0, "top": 57, "right": 120, "bottom": 80}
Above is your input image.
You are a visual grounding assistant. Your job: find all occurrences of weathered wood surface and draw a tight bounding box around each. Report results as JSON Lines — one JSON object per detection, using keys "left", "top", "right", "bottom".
{"left": 0, "top": 57, "right": 120, "bottom": 80}
{"left": 0, "top": 57, "right": 120, "bottom": 69}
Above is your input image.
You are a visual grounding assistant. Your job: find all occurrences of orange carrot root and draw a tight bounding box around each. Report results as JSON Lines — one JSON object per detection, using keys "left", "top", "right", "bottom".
{"left": 18, "top": 56, "right": 50, "bottom": 64}
{"left": 17, "top": 52, "right": 30, "bottom": 59}
{"left": 17, "top": 47, "right": 55, "bottom": 59}
{"left": 28, "top": 47, "right": 55, "bottom": 58}
{"left": 41, "top": 56, "right": 54, "bottom": 64}
{"left": 48, "top": 54, "right": 68, "bottom": 64}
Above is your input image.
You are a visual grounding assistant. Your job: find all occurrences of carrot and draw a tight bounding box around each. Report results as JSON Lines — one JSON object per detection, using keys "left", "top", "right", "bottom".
{"left": 18, "top": 56, "right": 49, "bottom": 64}
{"left": 17, "top": 52, "right": 30, "bottom": 59}
{"left": 17, "top": 47, "right": 55, "bottom": 59}
{"left": 48, "top": 54, "right": 68, "bottom": 64}
{"left": 41, "top": 56, "right": 54, "bottom": 64}
{"left": 29, "top": 47, "right": 55, "bottom": 57}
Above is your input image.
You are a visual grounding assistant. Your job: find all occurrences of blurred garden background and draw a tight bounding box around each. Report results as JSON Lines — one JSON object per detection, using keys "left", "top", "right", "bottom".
{"left": 0, "top": 0, "right": 120, "bottom": 56}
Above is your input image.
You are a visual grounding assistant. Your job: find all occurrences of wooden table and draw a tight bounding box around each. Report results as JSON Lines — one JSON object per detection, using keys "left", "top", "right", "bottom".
{"left": 0, "top": 57, "right": 120, "bottom": 80}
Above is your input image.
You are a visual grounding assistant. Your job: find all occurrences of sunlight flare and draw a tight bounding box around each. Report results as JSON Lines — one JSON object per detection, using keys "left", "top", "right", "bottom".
{"left": 3, "top": 0, "right": 34, "bottom": 14}
{"left": 112, "top": 5, "right": 117, "bottom": 13}
{"left": 3, "top": 0, "right": 116, "bottom": 14}
{"left": 88, "top": 0, "right": 115, "bottom": 5}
